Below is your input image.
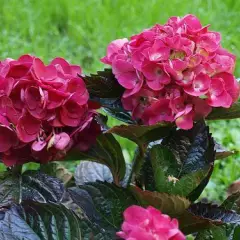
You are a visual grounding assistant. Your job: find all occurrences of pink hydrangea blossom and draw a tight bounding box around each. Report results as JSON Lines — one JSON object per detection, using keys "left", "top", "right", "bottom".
{"left": 117, "top": 205, "right": 185, "bottom": 240}
{"left": 0, "top": 55, "right": 101, "bottom": 166}
{"left": 101, "top": 14, "right": 239, "bottom": 129}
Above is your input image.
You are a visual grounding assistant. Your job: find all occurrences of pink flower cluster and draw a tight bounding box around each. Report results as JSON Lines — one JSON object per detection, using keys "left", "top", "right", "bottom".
{"left": 117, "top": 205, "right": 185, "bottom": 240}
{"left": 101, "top": 15, "right": 239, "bottom": 129}
{"left": 0, "top": 55, "right": 101, "bottom": 166}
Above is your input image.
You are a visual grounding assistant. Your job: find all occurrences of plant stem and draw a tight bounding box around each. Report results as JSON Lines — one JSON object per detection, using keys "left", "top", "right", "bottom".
{"left": 11, "top": 164, "right": 23, "bottom": 175}
{"left": 127, "top": 145, "right": 146, "bottom": 186}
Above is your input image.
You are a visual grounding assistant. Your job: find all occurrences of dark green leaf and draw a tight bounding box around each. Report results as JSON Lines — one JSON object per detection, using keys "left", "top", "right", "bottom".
{"left": 0, "top": 200, "right": 116, "bottom": 240}
{"left": 130, "top": 186, "right": 190, "bottom": 216}
{"left": 69, "top": 133, "right": 126, "bottom": 184}
{"left": 103, "top": 107, "right": 135, "bottom": 124}
{"left": 69, "top": 182, "right": 137, "bottom": 231}
{"left": 232, "top": 225, "right": 240, "bottom": 240}
{"left": 108, "top": 123, "right": 173, "bottom": 148}
{"left": 148, "top": 144, "right": 212, "bottom": 199}
{"left": 82, "top": 68, "right": 124, "bottom": 98}
{"left": 40, "top": 162, "right": 72, "bottom": 186}
{"left": 195, "top": 225, "right": 227, "bottom": 240}
{"left": 0, "top": 170, "right": 64, "bottom": 207}
{"left": 207, "top": 103, "right": 240, "bottom": 120}
{"left": 221, "top": 192, "right": 240, "bottom": 211}
{"left": 162, "top": 121, "right": 215, "bottom": 176}
{"left": 189, "top": 202, "right": 240, "bottom": 225}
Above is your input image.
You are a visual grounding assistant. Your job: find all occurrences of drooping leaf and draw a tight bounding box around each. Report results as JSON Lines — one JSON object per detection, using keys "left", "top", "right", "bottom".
{"left": 214, "top": 141, "right": 235, "bottom": 160}
{"left": 221, "top": 192, "right": 240, "bottom": 211}
{"left": 74, "top": 161, "right": 132, "bottom": 187}
{"left": 130, "top": 186, "right": 190, "bottom": 216}
{"left": 103, "top": 107, "right": 135, "bottom": 124}
{"left": 0, "top": 170, "right": 64, "bottom": 207}
{"left": 69, "top": 133, "right": 126, "bottom": 184}
{"left": 0, "top": 200, "right": 115, "bottom": 240}
{"left": 82, "top": 68, "right": 124, "bottom": 98}
{"left": 68, "top": 182, "right": 137, "bottom": 231}
{"left": 207, "top": 103, "right": 240, "bottom": 120}
{"left": 108, "top": 123, "right": 173, "bottom": 148}
{"left": 40, "top": 162, "right": 73, "bottom": 186}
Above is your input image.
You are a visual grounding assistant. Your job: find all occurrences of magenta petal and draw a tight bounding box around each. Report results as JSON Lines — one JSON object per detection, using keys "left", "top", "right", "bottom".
{"left": 54, "top": 132, "right": 70, "bottom": 150}
{"left": 207, "top": 90, "right": 232, "bottom": 108}
{"left": 32, "top": 140, "right": 47, "bottom": 152}
{"left": 117, "top": 72, "right": 138, "bottom": 89}
{"left": 176, "top": 111, "right": 194, "bottom": 130}
{"left": 0, "top": 126, "right": 17, "bottom": 152}
{"left": 16, "top": 114, "right": 41, "bottom": 143}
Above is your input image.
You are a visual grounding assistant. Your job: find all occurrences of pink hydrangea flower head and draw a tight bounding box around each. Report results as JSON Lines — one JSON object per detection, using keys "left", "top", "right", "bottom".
{"left": 0, "top": 54, "right": 101, "bottom": 166}
{"left": 117, "top": 205, "right": 185, "bottom": 240}
{"left": 101, "top": 14, "right": 239, "bottom": 129}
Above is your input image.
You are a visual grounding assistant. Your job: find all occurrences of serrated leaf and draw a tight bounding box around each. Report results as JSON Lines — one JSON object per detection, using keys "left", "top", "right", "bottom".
{"left": 107, "top": 123, "right": 173, "bottom": 148}
{"left": 0, "top": 200, "right": 116, "bottom": 240}
{"left": 189, "top": 202, "right": 240, "bottom": 225}
{"left": 0, "top": 170, "right": 64, "bottom": 207}
{"left": 69, "top": 182, "right": 137, "bottom": 231}
{"left": 83, "top": 68, "right": 124, "bottom": 98}
{"left": 40, "top": 162, "right": 73, "bottom": 186}
{"left": 130, "top": 186, "right": 190, "bottom": 216}
{"left": 69, "top": 133, "right": 126, "bottom": 184}
{"left": 207, "top": 103, "right": 240, "bottom": 120}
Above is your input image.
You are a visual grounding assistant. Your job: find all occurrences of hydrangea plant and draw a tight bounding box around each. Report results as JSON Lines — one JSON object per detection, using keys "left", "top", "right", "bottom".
{"left": 0, "top": 14, "right": 240, "bottom": 240}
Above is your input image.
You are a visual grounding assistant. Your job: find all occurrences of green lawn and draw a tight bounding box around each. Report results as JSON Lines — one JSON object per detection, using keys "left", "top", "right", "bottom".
{"left": 1, "top": 0, "right": 240, "bottom": 201}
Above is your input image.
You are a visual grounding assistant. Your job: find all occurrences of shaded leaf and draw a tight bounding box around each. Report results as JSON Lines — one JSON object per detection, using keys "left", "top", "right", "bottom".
{"left": 82, "top": 68, "right": 124, "bottom": 98}
{"left": 162, "top": 121, "right": 215, "bottom": 176}
{"left": 69, "top": 182, "right": 137, "bottom": 231}
{"left": 0, "top": 200, "right": 116, "bottom": 240}
{"left": 75, "top": 161, "right": 113, "bottom": 186}
{"left": 189, "top": 202, "right": 240, "bottom": 225}
{"left": 0, "top": 170, "right": 64, "bottom": 207}
{"left": 130, "top": 186, "right": 190, "bottom": 216}
{"left": 207, "top": 103, "right": 240, "bottom": 120}
{"left": 40, "top": 162, "right": 72, "bottom": 185}
{"left": 69, "top": 133, "right": 126, "bottom": 184}
{"left": 74, "top": 161, "right": 132, "bottom": 187}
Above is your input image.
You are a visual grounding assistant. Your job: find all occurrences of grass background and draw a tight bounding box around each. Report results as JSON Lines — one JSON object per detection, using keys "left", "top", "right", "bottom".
{"left": 1, "top": 0, "right": 240, "bottom": 201}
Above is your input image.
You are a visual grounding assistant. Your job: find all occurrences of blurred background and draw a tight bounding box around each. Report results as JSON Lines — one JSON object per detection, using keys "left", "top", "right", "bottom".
{"left": 1, "top": 0, "right": 240, "bottom": 201}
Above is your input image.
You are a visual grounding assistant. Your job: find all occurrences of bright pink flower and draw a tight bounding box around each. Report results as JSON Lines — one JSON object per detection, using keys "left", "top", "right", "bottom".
{"left": 117, "top": 205, "right": 185, "bottom": 240}
{"left": 0, "top": 54, "right": 101, "bottom": 166}
{"left": 101, "top": 14, "right": 239, "bottom": 130}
